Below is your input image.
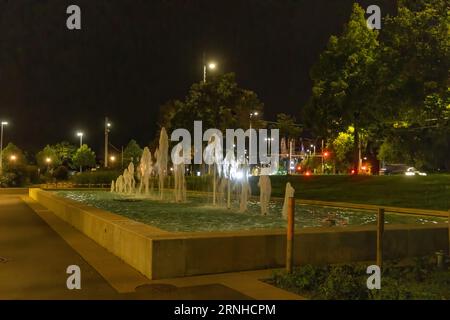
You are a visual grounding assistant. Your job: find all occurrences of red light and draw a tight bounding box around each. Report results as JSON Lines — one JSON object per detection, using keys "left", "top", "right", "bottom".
{"left": 351, "top": 169, "right": 356, "bottom": 175}
{"left": 305, "top": 171, "right": 311, "bottom": 176}
{"left": 323, "top": 152, "right": 329, "bottom": 157}
{"left": 296, "top": 165, "right": 302, "bottom": 172}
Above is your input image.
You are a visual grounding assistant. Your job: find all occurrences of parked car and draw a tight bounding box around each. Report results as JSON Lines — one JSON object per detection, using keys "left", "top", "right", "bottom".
{"left": 405, "top": 167, "right": 427, "bottom": 176}
{"left": 379, "top": 164, "right": 409, "bottom": 175}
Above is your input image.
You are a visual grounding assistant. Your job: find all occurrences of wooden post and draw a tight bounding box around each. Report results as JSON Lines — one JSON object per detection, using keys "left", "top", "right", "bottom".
{"left": 377, "top": 208, "right": 385, "bottom": 268}
{"left": 286, "top": 197, "right": 295, "bottom": 273}
{"left": 448, "top": 210, "right": 450, "bottom": 256}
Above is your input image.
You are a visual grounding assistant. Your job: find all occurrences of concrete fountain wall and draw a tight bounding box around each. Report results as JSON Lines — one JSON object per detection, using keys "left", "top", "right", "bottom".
{"left": 29, "top": 188, "right": 449, "bottom": 280}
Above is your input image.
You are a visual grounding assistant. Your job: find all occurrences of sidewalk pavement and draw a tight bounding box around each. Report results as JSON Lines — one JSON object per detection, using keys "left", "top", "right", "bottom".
{"left": 0, "top": 193, "right": 301, "bottom": 300}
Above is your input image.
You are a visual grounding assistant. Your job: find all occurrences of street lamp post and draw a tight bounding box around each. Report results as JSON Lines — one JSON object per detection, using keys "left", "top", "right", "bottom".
{"left": 249, "top": 112, "right": 259, "bottom": 166}
{"left": 104, "top": 118, "right": 111, "bottom": 168}
{"left": 46, "top": 157, "right": 52, "bottom": 172}
{"left": 0, "top": 121, "right": 8, "bottom": 175}
{"left": 9, "top": 154, "right": 17, "bottom": 167}
{"left": 310, "top": 144, "right": 316, "bottom": 156}
{"left": 76, "top": 131, "right": 84, "bottom": 173}
{"left": 77, "top": 132, "right": 84, "bottom": 147}
{"left": 203, "top": 62, "right": 217, "bottom": 83}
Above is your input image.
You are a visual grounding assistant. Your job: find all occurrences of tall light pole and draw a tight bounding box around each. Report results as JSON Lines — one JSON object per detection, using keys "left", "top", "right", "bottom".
{"left": 104, "top": 118, "right": 111, "bottom": 168}
{"left": 0, "top": 121, "right": 8, "bottom": 175}
{"left": 249, "top": 112, "right": 259, "bottom": 167}
{"left": 46, "top": 157, "right": 52, "bottom": 172}
{"left": 203, "top": 62, "right": 217, "bottom": 83}
{"left": 76, "top": 131, "right": 84, "bottom": 173}
{"left": 77, "top": 131, "right": 84, "bottom": 147}
{"left": 310, "top": 144, "right": 316, "bottom": 156}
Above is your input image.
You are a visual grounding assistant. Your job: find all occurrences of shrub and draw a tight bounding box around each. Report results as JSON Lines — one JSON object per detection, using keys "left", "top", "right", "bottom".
{"left": 0, "top": 165, "right": 27, "bottom": 187}
{"left": 53, "top": 166, "right": 69, "bottom": 181}
{"left": 318, "top": 264, "right": 369, "bottom": 300}
{"left": 71, "top": 170, "right": 120, "bottom": 185}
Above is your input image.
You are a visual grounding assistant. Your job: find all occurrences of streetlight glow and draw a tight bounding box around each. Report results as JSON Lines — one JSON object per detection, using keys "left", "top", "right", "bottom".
{"left": 0, "top": 121, "right": 9, "bottom": 174}
{"left": 10, "top": 155, "right": 17, "bottom": 161}
{"left": 203, "top": 61, "right": 218, "bottom": 83}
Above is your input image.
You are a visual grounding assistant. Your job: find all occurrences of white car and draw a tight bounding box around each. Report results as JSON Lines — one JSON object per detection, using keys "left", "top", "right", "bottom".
{"left": 405, "top": 167, "right": 427, "bottom": 176}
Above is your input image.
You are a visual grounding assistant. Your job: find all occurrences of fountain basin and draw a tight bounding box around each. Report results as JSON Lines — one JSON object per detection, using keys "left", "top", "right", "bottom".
{"left": 29, "top": 188, "right": 449, "bottom": 280}
{"left": 54, "top": 190, "right": 445, "bottom": 232}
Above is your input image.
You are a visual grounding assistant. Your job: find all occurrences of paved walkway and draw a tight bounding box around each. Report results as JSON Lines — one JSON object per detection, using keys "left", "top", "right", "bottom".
{"left": 0, "top": 194, "right": 256, "bottom": 299}
{"left": 0, "top": 193, "right": 302, "bottom": 300}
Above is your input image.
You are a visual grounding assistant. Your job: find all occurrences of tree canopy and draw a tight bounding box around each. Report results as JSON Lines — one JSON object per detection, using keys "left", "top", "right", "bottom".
{"left": 159, "top": 73, "right": 265, "bottom": 133}
{"left": 303, "top": 0, "right": 449, "bottom": 171}
{"left": 73, "top": 144, "right": 96, "bottom": 170}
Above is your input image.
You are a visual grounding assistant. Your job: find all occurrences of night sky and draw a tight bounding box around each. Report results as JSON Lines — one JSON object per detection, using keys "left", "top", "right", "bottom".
{"left": 0, "top": 0, "right": 395, "bottom": 157}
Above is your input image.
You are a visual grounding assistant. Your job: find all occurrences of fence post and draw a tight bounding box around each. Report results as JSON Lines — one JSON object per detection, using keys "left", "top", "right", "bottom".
{"left": 377, "top": 208, "right": 385, "bottom": 268}
{"left": 286, "top": 197, "right": 295, "bottom": 273}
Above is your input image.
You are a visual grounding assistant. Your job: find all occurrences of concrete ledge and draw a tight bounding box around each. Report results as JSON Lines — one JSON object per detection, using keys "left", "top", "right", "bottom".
{"left": 29, "top": 188, "right": 168, "bottom": 279}
{"left": 30, "top": 188, "right": 449, "bottom": 280}
{"left": 0, "top": 188, "right": 29, "bottom": 195}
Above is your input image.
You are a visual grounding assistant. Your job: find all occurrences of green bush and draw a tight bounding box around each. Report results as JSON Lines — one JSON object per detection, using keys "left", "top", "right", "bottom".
{"left": 369, "top": 278, "right": 413, "bottom": 300}
{"left": 0, "top": 165, "right": 28, "bottom": 187}
{"left": 185, "top": 175, "right": 214, "bottom": 192}
{"left": 269, "top": 256, "right": 450, "bottom": 300}
{"left": 71, "top": 170, "right": 120, "bottom": 185}
{"left": 318, "top": 264, "right": 369, "bottom": 300}
{"left": 24, "top": 165, "right": 40, "bottom": 184}
{"left": 53, "top": 166, "right": 69, "bottom": 181}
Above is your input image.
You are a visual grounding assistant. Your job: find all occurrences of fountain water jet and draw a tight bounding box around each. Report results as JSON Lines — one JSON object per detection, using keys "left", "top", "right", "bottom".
{"left": 172, "top": 144, "right": 187, "bottom": 202}
{"left": 138, "top": 147, "right": 153, "bottom": 194}
{"left": 203, "top": 133, "right": 222, "bottom": 206}
{"left": 282, "top": 182, "right": 295, "bottom": 219}
{"left": 115, "top": 175, "right": 124, "bottom": 193}
{"left": 258, "top": 170, "right": 272, "bottom": 216}
{"left": 239, "top": 160, "right": 251, "bottom": 213}
{"left": 156, "top": 128, "right": 169, "bottom": 200}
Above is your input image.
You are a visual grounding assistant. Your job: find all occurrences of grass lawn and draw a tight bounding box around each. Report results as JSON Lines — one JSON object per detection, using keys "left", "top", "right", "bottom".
{"left": 249, "top": 175, "right": 450, "bottom": 211}
{"left": 266, "top": 256, "right": 450, "bottom": 300}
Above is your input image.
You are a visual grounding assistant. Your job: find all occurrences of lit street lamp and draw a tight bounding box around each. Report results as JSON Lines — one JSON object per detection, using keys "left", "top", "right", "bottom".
{"left": 0, "top": 121, "right": 9, "bottom": 175}
{"left": 45, "top": 157, "right": 52, "bottom": 172}
{"left": 105, "top": 118, "right": 111, "bottom": 168}
{"left": 310, "top": 144, "right": 316, "bottom": 155}
{"left": 76, "top": 131, "right": 84, "bottom": 147}
{"left": 249, "top": 112, "right": 259, "bottom": 165}
{"left": 76, "top": 131, "right": 84, "bottom": 173}
{"left": 203, "top": 61, "right": 217, "bottom": 83}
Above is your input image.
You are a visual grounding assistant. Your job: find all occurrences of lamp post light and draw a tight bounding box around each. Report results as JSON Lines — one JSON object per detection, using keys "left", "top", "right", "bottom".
{"left": 203, "top": 62, "right": 217, "bottom": 83}
{"left": 265, "top": 137, "right": 274, "bottom": 155}
{"left": 45, "top": 157, "right": 52, "bottom": 172}
{"left": 76, "top": 132, "right": 84, "bottom": 173}
{"left": 310, "top": 144, "right": 316, "bottom": 156}
{"left": 10, "top": 154, "right": 17, "bottom": 165}
{"left": 249, "top": 112, "right": 259, "bottom": 165}
{"left": 110, "top": 155, "right": 116, "bottom": 167}
{"left": 76, "top": 132, "right": 84, "bottom": 147}
{"left": 0, "top": 121, "right": 8, "bottom": 175}
{"left": 105, "top": 118, "right": 111, "bottom": 168}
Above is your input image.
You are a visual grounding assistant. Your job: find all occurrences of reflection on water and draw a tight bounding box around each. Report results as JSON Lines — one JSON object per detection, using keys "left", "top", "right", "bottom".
{"left": 55, "top": 191, "right": 446, "bottom": 232}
